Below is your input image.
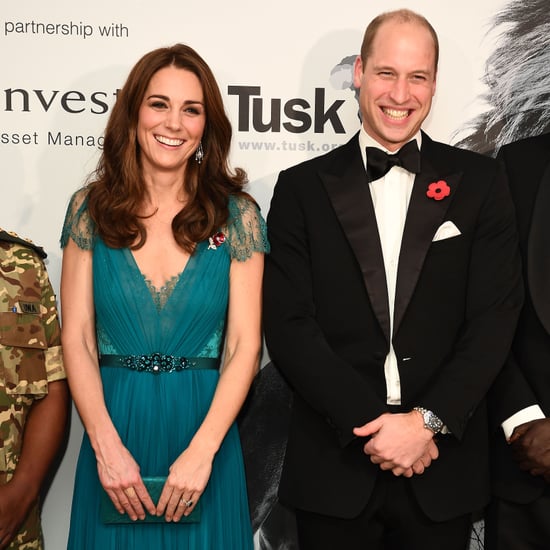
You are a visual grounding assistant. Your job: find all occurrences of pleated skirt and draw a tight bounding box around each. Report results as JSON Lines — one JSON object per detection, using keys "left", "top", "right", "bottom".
{"left": 67, "top": 367, "right": 254, "bottom": 549}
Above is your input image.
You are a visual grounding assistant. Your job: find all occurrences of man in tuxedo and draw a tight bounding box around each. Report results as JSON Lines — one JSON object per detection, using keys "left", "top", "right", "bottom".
{"left": 263, "top": 9, "right": 523, "bottom": 550}
{"left": 485, "top": 132, "right": 550, "bottom": 549}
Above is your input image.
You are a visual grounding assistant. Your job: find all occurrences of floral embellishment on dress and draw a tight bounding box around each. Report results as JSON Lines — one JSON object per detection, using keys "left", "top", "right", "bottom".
{"left": 426, "top": 180, "right": 451, "bottom": 201}
{"left": 208, "top": 231, "right": 226, "bottom": 250}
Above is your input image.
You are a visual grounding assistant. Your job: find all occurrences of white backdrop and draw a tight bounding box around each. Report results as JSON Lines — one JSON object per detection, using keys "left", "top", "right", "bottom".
{"left": 1, "top": 0, "right": 513, "bottom": 548}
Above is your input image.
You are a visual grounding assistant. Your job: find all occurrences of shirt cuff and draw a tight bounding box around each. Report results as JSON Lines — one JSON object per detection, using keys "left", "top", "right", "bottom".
{"left": 501, "top": 405, "right": 546, "bottom": 440}
{"left": 45, "top": 345, "right": 66, "bottom": 382}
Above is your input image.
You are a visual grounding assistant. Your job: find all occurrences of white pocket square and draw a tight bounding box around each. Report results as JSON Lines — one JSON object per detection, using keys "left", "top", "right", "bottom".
{"left": 432, "top": 221, "right": 461, "bottom": 242}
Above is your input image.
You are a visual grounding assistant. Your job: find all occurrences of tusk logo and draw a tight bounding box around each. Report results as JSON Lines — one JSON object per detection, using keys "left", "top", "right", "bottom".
{"left": 228, "top": 86, "right": 346, "bottom": 134}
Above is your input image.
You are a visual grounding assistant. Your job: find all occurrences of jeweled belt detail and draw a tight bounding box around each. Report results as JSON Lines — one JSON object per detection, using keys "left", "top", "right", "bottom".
{"left": 100, "top": 353, "right": 219, "bottom": 373}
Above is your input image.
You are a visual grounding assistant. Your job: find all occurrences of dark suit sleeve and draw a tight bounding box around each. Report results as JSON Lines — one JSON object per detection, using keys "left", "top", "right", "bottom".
{"left": 263, "top": 169, "right": 386, "bottom": 447}
{"left": 419, "top": 160, "right": 524, "bottom": 438}
{"left": 489, "top": 353, "right": 539, "bottom": 430}
{"left": 486, "top": 142, "right": 545, "bottom": 430}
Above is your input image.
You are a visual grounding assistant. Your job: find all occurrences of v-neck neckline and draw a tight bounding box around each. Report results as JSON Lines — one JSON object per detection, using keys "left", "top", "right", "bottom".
{"left": 123, "top": 245, "right": 200, "bottom": 312}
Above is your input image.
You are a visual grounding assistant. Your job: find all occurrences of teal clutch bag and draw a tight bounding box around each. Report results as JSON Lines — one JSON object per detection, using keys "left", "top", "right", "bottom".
{"left": 100, "top": 476, "right": 201, "bottom": 524}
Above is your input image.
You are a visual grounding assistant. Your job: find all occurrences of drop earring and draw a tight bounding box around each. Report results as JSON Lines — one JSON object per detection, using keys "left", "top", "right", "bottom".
{"left": 195, "top": 141, "right": 204, "bottom": 164}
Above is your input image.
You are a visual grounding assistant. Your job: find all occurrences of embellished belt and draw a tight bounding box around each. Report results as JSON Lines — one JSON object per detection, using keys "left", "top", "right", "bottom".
{"left": 100, "top": 353, "right": 219, "bottom": 373}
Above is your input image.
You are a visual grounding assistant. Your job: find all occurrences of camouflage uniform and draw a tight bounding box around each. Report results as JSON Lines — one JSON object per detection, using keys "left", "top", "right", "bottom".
{"left": 0, "top": 229, "right": 65, "bottom": 550}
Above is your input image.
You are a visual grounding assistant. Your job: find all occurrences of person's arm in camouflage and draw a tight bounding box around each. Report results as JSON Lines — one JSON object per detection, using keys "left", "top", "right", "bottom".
{"left": 0, "top": 254, "right": 68, "bottom": 550}
{"left": 0, "top": 381, "right": 68, "bottom": 549}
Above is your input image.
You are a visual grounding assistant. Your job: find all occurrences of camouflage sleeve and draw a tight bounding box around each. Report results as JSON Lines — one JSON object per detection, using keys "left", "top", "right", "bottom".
{"left": 39, "top": 257, "right": 64, "bottom": 384}
{"left": 0, "top": 242, "right": 65, "bottom": 397}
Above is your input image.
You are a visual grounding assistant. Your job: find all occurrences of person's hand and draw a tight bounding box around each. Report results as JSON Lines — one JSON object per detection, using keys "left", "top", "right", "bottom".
{"left": 371, "top": 438, "right": 440, "bottom": 477}
{"left": 510, "top": 418, "right": 550, "bottom": 481}
{"left": 96, "top": 441, "right": 155, "bottom": 521}
{"left": 353, "top": 412, "right": 435, "bottom": 476}
{"left": 408, "top": 439, "right": 439, "bottom": 476}
{"left": 0, "top": 481, "right": 34, "bottom": 549}
{"left": 156, "top": 444, "right": 214, "bottom": 522}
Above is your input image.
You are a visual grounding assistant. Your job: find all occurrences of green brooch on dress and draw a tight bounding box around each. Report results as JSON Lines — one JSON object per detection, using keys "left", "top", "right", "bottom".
{"left": 208, "top": 232, "right": 226, "bottom": 250}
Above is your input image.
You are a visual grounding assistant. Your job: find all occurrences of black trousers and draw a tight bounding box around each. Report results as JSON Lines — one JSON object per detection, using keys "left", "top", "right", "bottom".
{"left": 485, "top": 488, "right": 550, "bottom": 550}
{"left": 296, "top": 472, "right": 472, "bottom": 550}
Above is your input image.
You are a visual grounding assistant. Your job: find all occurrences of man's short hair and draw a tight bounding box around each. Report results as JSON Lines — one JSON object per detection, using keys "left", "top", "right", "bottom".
{"left": 360, "top": 9, "right": 439, "bottom": 71}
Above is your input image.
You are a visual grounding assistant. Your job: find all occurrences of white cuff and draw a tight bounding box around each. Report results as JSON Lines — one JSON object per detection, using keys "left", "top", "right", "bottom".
{"left": 501, "top": 405, "right": 545, "bottom": 440}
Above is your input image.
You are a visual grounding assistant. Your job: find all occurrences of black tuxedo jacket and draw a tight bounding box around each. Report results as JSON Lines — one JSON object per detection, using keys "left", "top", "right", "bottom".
{"left": 263, "top": 132, "right": 523, "bottom": 522}
{"left": 489, "top": 132, "right": 550, "bottom": 503}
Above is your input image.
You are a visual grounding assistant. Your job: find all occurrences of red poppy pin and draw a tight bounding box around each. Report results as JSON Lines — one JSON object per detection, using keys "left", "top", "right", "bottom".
{"left": 208, "top": 231, "right": 226, "bottom": 250}
{"left": 426, "top": 180, "right": 451, "bottom": 201}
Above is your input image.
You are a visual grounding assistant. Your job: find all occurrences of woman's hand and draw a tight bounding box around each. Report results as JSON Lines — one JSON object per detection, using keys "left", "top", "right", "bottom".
{"left": 156, "top": 444, "right": 214, "bottom": 522}
{"left": 96, "top": 441, "right": 156, "bottom": 521}
{"left": 62, "top": 237, "right": 156, "bottom": 520}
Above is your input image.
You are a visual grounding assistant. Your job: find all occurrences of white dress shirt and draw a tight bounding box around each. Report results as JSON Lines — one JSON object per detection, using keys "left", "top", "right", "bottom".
{"left": 358, "top": 127, "right": 421, "bottom": 405}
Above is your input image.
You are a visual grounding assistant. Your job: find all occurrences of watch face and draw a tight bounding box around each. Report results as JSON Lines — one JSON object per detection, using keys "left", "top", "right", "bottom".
{"left": 413, "top": 407, "right": 442, "bottom": 433}
{"left": 425, "top": 411, "right": 442, "bottom": 432}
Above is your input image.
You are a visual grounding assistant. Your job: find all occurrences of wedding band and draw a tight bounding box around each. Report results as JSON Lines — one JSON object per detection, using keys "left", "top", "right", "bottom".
{"left": 124, "top": 487, "right": 136, "bottom": 498}
{"left": 180, "top": 497, "right": 193, "bottom": 507}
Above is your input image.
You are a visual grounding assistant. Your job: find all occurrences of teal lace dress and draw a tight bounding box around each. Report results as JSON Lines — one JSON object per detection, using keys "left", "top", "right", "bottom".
{"left": 61, "top": 189, "right": 268, "bottom": 549}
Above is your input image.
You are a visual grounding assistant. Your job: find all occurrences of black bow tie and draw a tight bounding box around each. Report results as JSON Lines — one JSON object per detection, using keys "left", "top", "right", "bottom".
{"left": 365, "top": 140, "right": 421, "bottom": 182}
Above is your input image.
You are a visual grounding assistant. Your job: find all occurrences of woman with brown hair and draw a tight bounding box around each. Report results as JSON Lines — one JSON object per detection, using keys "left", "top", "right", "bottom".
{"left": 60, "top": 43, "right": 267, "bottom": 549}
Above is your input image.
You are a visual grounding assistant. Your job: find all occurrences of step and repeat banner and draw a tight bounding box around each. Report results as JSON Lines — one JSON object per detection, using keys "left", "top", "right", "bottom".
{"left": 2, "top": 0, "right": 549, "bottom": 548}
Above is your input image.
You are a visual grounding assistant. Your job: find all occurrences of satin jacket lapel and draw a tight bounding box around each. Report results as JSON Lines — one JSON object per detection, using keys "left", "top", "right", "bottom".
{"left": 393, "top": 159, "right": 462, "bottom": 335}
{"left": 321, "top": 140, "right": 391, "bottom": 342}
{"left": 528, "top": 160, "right": 550, "bottom": 335}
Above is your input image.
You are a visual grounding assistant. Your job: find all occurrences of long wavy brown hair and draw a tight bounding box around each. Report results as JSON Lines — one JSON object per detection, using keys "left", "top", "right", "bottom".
{"left": 87, "top": 43, "right": 248, "bottom": 252}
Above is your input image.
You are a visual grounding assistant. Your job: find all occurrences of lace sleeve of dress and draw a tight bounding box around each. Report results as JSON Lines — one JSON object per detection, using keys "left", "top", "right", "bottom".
{"left": 225, "top": 194, "right": 270, "bottom": 262}
{"left": 59, "top": 187, "right": 96, "bottom": 250}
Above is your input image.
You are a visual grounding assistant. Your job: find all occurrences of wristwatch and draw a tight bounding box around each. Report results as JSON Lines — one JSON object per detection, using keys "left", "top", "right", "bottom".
{"left": 413, "top": 407, "right": 443, "bottom": 434}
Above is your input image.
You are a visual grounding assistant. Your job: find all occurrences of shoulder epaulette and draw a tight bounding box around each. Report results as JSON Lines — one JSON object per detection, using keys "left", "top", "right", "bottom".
{"left": 0, "top": 229, "right": 47, "bottom": 259}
